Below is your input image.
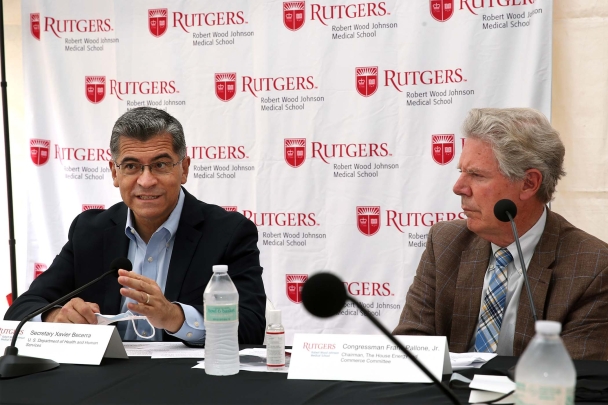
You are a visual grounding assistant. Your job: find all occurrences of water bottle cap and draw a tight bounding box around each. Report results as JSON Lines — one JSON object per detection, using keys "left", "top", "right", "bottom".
{"left": 535, "top": 320, "right": 561, "bottom": 335}
{"left": 268, "top": 309, "right": 282, "bottom": 325}
{"left": 212, "top": 265, "right": 228, "bottom": 273}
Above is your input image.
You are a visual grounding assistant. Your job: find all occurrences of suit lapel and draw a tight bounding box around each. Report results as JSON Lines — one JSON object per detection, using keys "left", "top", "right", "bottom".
{"left": 450, "top": 237, "right": 491, "bottom": 353}
{"left": 164, "top": 190, "right": 205, "bottom": 302}
{"left": 102, "top": 204, "right": 130, "bottom": 314}
{"left": 513, "top": 209, "right": 558, "bottom": 355}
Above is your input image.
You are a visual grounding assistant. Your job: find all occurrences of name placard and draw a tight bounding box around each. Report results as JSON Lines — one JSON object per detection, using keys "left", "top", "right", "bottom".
{"left": 288, "top": 334, "right": 451, "bottom": 383}
{"left": 0, "top": 321, "right": 127, "bottom": 365}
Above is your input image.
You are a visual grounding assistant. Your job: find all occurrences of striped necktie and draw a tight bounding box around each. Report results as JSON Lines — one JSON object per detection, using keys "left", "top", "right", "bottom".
{"left": 474, "top": 247, "right": 513, "bottom": 353}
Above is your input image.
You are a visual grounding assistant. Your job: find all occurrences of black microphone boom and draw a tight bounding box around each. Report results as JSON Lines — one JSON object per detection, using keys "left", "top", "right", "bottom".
{"left": 493, "top": 199, "right": 538, "bottom": 323}
{"left": 0, "top": 257, "right": 132, "bottom": 379}
{"left": 302, "top": 272, "right": 462, "bottom": 405}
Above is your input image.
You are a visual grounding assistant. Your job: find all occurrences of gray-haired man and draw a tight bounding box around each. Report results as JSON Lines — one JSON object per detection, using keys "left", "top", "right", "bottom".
{"left": 394, "top": 108, "right": 608, "bottom": 360}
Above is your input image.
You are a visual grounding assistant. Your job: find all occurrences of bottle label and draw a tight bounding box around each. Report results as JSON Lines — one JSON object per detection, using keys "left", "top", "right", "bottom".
{"left": 516, "top": 382, "right": 574, "bottom": 405}
{"left": 266, "top": 332, "right": 285, "bottom": 366}
{"left": 205, "top": 304, "right": 238, "bottom": 322}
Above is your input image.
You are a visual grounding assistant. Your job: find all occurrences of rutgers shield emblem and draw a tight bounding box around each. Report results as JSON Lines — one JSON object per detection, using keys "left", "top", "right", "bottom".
{"left": 357, "top": 206, "right": 380, "bottom": 236}
{"left": 283, "top": 2, "right": 305, "bottom": 31}
{"left": 85, "top": 76, "right": 106, "bottom": 104}
{"left": 30, "top": 13, "right": 41, "bottom": 40}
{"left": 430, "top": 0, "right": 454, "bottom": 22}
{"left": 34, "top": 263, "right": 47, "bottom": 279}
{"left": 432, "top": 134, "right": 455, "bottom": 165}
{"left": 221, "top": 206, "right": 238, "bottom": 212}
{"left": 82, "top": 204, "right": 105, "bottom": 211}
{"left": 356, "top": 67, "right": 378, "bottom": 97}
{"left": 286, "top": 274, "right": 308, "bottom": 303}
{"left": 284, "top": 138, "right": 306, "bottom": 168}
{"left": 149, "top": 8, "right": 168, "bottom": 37}
{"left": 30, "top": 139, "right": 50, "bottom": 166}
{"left": 215, "top": 73, "right": 237, "bottom": 102}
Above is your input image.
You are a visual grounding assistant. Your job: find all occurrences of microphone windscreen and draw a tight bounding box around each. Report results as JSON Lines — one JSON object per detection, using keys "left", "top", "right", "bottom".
{"left": 110, "top": 257, "right": 133, "bottom": 276}
{"left": 301, "top": 272, "right": 347, "bottom": 318}
{"left": 494, "top": 199, "right": 517, "bottom": 222}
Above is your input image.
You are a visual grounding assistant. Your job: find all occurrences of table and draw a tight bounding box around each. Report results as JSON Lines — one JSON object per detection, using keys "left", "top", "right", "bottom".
{"left": 1, "top": 353, "right": 606, "bottom": 404}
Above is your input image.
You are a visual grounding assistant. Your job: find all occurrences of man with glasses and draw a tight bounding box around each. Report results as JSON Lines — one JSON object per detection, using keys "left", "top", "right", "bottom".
{"left": 5, "top": 107, "right": 267, "bottom": 344}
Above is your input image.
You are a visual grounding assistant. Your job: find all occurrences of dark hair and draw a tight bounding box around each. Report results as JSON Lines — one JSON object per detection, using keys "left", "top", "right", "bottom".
{"left": 110, "top": 107, "right": 186, "bottom": 160}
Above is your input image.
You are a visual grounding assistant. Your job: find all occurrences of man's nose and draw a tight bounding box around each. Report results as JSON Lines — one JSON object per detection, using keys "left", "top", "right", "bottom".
{"left": 453, "top": 174, "right": 470, "bottom": 196}
{"left": 137, "top": 166, "right": 158, "bottom": 188}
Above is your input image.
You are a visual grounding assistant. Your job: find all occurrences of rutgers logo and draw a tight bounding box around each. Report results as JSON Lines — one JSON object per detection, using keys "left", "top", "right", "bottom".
{"left": 30, "top": 13, "right": 41, "bottom": 40}
{"left": 34, "top": 263, "right": 47, "bottom": 279}
{"left": 356, "top": 67, "right": 378, "bottom": 97}
{"left": 430, "top": 0, "right": 453, "bottom": 22}
{"left": 284, "top": 138, "right": 306, "bottom": 168}
{"left": 30, "top": 139, "right": 50, "bottom": 166}
{"left": 149, "top": 8, "right": 168, "bottom": 37}
{"left": 222, "top": 206, "right": 238, "bottom": 212}
{"left": 82, "top": 204, "right": 105, "bottom": 211}
{"left": 284, "top": 2, "right": 305, "bottom": 31}
{"left": 357, "top": 206, "right": 380, "bottom": 236}
{"left": 432, "top": 134, "right": 455, "bottom": 165}
{"left": 215, "top": 73, "right": 237, "bottom": 102}
{"left": 85, "top": 76, "right": 106, "bottom": 104}
{"left": 286, "top": 274, "right": 308, "bottom": 303}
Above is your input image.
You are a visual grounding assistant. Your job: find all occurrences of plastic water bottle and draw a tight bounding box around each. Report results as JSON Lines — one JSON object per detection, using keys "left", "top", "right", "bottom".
{"left": 515, "top": 321, "right": 576, "bottom": 405}
{"left": 204, "top": 265, "right": 239, "bottom": 376}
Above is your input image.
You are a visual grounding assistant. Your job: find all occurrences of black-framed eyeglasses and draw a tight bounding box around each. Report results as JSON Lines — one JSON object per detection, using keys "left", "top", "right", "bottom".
{"left": 114, "top": 158, "right": 185, "bottom": 176}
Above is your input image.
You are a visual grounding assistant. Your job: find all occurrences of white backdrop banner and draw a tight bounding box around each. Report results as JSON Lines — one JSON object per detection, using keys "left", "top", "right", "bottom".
{"left": 20, "top": 0, "right": 552, "bottom": 343}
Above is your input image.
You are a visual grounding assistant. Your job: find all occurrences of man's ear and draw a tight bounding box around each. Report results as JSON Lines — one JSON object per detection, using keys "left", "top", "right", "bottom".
{"left": 181, "top": 156, "right": 190, "bottom": 184}
{"left": 520, "top": 169, "right": 542, "bottom": 201}
{"left": 110, "top": 160, "right": 119, "bottom": 188}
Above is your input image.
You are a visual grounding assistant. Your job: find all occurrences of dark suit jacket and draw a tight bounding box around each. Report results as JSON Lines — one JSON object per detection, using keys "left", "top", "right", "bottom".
{"left": 393, "top": 210, "right": 608, "bottom": 360}
{"left": 5, "top": 188, "right": 266, "bottom": 344}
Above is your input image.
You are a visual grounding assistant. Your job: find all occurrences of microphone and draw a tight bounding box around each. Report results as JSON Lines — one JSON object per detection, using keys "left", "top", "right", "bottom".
{"left": 0, "top": 257, "right": 132, "bottom": 379}
{"left": 493, "top": 199, "right": 538, "bottom": 322}
{"left": 302, "top": 273, "right": 462, "bottom": 405}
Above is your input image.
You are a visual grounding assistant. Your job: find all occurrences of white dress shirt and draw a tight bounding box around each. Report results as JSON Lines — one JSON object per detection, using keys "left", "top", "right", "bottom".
{"left": 469, "top": 207, "right": 547, "bottom": 355}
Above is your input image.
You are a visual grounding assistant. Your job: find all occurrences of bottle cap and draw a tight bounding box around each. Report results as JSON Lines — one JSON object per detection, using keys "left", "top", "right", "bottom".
{"left": 535, "top": 320, "right": 561, "bottom": 335}
{"left": 268, "top": 309, "right": 282, "bottom": 325}
{"left": 212, "top": 265, "right": 228, "bottom": 273}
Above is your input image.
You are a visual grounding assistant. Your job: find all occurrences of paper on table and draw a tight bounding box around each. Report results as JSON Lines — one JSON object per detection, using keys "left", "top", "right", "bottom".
{"left": 450, "top": 352, "right": 497, "bottom": 370}
{"left": 469, "top": 375, "right": 516, "bottom": 394}
{"left": 469, "top": 389, "right": 515, "bottom": 404}
{"left": 123, "top": 342, "right": 205, "bottom": 358}
{"left": 193, "top": 348, "right": 290, "bottom": 373}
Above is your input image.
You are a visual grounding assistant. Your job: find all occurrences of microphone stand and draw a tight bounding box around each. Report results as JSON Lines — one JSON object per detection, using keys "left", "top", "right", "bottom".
{"left": 0, "top": 268, "right": 118, "bottom": 379}
{"left": 348, "top": 297, "right": 461, "bottom": 405}
{"left": 506, "top": 212, "right": 538, "bottom": 322}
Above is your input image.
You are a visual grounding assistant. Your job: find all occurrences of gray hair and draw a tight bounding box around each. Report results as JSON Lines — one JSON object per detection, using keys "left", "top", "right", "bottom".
{"left": 462, "top": 108, "right": 565, "bottom": 204}
{"left": 110, "top": 107, "right": 186, "bottom": 160}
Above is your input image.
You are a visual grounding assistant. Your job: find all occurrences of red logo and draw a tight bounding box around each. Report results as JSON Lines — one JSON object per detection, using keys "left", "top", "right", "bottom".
{"left": 82, "top": 204, "right": 105, "bottom": 211}
{"left": 284, "top": 138, "right": 306, "bottom": 168}
{"left": 432, "top": 134, "right": 455, "bottom": 165}
{"left": 222, "top": 206, "right": 238, "bottom": 212}
{"left": 286, "top": 274, "right": 308, "bottom": 303}
{"left": 357, "top": 206, "right": 380, "bottom": 236}
{"left": 30, "top": 13, "right": 41, "bottom": 40}
{"left": 215, "top": 73, "right": 237, "bottom": 102}
{"left": 430, "top": 0, "right": 453, "bottom": 22}
{"left": 34, "top": 263, "right": 47, "bottom": 279}
{"left": 85, "top": 76, "right": 106, "bottom": 104}
{"left": 149, "top": 8, "right": 168, "bottom": 37}
{"left": 356, "top": 67, "right": 378, "bottom": 97}
{"left": 30, "top": 139, "right": 50, "bottom": 166}
{"left": 284, "top": 2, "right": 305, "bottom": 31}
{"left": 6, "top": 293, "right": 12, "bottom": 306}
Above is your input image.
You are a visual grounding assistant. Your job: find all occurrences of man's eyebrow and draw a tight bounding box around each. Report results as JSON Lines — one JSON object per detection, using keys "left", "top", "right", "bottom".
{"left": 119, "top": 153, "right": 174, "bottom": 163}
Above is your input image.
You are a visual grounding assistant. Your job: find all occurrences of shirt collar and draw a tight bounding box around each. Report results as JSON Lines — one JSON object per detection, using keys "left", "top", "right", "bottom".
{"left": 125, "top": 189, "right": 185, "bottom": 241}
{"left": 491, "top": 206, "right": 547, "bottom": 274}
